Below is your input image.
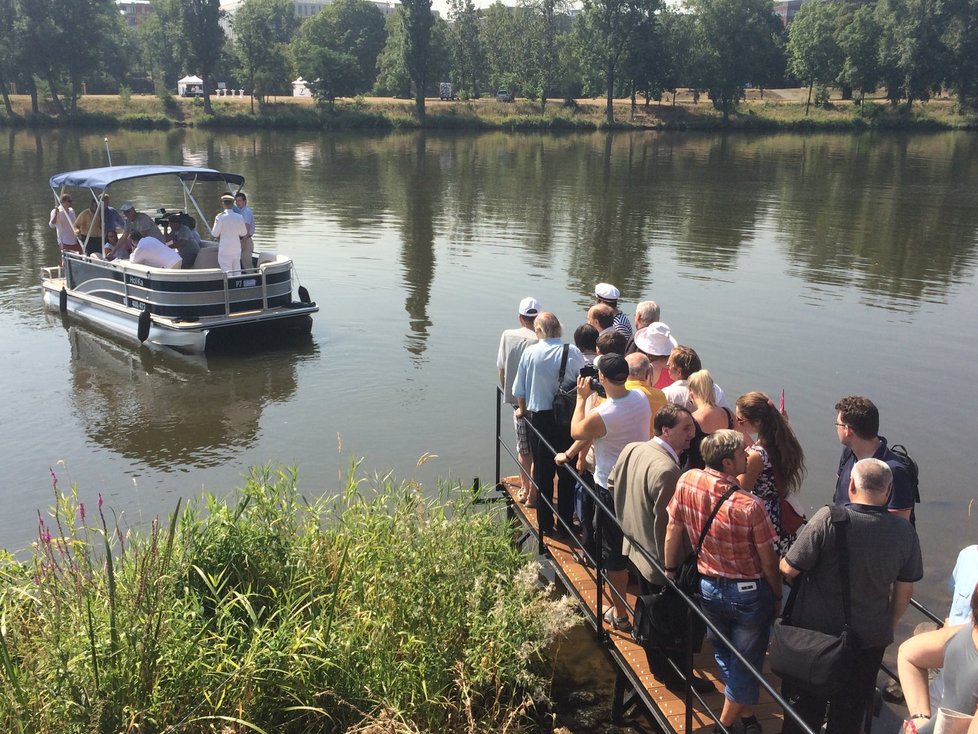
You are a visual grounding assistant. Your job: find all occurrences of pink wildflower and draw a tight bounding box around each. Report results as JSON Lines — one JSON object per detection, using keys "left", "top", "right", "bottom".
{"left": 78, "top": 503, "right": 86, "bottom": 521}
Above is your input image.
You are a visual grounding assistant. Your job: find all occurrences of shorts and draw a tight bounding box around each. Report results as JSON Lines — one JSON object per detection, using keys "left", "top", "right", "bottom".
{"left": 514, "top": 411, "right": 530, "bottom": 456}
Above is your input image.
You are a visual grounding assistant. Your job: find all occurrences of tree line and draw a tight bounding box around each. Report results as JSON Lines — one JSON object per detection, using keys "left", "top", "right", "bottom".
{"left": 0, "top": 0, "right": 974, "bottom": 124}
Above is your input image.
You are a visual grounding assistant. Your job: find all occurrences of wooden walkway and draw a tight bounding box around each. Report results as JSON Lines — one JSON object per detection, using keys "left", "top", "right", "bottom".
{"left": 499, "top": 476, "right": 788, "bottom": 734}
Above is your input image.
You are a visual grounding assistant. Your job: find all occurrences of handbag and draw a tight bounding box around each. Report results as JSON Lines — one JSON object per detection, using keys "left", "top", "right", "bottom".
{"left": 773, "top": 464, "right": 806, "bottom": 535}
{"left": 632, "top": 485, "right": 738, "bottom": 651}
{"left": 769, "top": 507, "right": 858, "bottom": 697}
{"left": 676, "top": 485, "right": 739, "bottom": 596}
{"left": 551, "top": 344, "right": 577, "bottom": 432}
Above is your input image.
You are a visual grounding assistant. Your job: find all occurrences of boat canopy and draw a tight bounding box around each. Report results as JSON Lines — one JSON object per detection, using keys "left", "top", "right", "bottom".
{"left": 50, "top": 165, "right": 245, "bottom": 190}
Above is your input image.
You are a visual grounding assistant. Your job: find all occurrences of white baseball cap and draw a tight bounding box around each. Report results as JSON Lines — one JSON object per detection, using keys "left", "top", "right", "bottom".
{"left": 518, "top": 297, "right": 542, "bottom": 317}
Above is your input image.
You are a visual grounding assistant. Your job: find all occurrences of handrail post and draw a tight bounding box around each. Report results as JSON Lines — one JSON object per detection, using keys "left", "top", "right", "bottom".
{"left": 224, "top": 271, "right": 230, "bottom": 316}
{"left": 684, "top": 606, "right": 694, "bottom": 734}
{"left": 595, "top": 491, "right": 607, "bottom": 641}
{"left": 495, "top": 388, "right": 502, "bottom": 492}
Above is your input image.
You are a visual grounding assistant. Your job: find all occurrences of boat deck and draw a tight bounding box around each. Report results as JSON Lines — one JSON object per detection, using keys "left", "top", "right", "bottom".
{"left": 500, "top": 475, "right": 792, "bottom": 733}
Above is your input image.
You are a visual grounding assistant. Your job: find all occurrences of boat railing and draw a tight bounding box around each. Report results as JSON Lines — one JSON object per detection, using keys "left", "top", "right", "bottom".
{"left": 492, "top": 385, "right": 938, "bottom": 734}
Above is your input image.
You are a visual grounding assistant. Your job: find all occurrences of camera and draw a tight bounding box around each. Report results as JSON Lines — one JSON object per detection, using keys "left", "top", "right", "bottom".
{"left": 579, "top": 365, "right": 606, "bottom": 398}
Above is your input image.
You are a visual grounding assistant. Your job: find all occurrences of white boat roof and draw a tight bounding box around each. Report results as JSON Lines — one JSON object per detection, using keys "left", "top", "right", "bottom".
{"left": 50, "top": 165, "right": 245, "bottom": 190}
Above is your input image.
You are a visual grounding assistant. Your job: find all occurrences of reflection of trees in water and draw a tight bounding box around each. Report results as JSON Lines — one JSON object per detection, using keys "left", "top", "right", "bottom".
{"left": 11, "top": 128, "right": 978, "bottom": 334}
{"left": 385, "top": 134, "right": 438, "bottom": 361}
{"left": 773, "top": 134, "right": 978, "bottom": 306}
{"left": 67, "top": 326, "right": 311, "bottom": 470}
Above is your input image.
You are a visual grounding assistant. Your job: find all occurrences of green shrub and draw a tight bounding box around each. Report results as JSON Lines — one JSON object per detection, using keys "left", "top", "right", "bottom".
{"left": 0, "top": 465, "right": 575, "bottom": 732}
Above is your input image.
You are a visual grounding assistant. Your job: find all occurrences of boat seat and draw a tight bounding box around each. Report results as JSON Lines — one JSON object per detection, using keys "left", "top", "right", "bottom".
{"left": 256, "top": 252, "right": 277, "bottom": 267}
{"left": 193, "top": 245, "right": 220, "bottom": 269}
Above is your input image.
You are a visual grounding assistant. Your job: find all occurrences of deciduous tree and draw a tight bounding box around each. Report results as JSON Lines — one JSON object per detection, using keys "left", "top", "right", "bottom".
{"left": 234, "top": 0, "right": 296, "bottom": 112}
{"left": 179, "top": 0, "right": 226, "bottom": 113}
{"left": 447, "top": 0, "right": 485, "bottom": 97}
{"left": 787, "top": 0, "right": 843, "bottom": 114}
{"left": 402, "top": 0, "right": 435, "bottom": 117}
{"left": 837, "top": 5, "right": 882, "bottom": 105}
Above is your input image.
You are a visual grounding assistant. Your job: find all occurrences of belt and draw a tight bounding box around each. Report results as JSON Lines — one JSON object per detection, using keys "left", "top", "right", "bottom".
{"left": 700, "top": 575, "right": 763, "bottom": 584}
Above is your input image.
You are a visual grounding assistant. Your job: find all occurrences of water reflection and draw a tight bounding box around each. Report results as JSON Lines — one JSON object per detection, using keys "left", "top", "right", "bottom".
{"left": 64, "top": 323, "right": 313, "bottom": 470}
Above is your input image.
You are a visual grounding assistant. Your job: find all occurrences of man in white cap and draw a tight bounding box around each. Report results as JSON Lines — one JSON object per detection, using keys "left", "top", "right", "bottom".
{"left": 594, "top": 282, "right": 633, "bottom": 338}
{"left": 212, "top": 193, "right": 247, "bottom": 273}
{"left": 634, "top": 321, "right": 679, "bottom": 389}
{"left": 497, "top": 297, "right": 541, "bottom": 502}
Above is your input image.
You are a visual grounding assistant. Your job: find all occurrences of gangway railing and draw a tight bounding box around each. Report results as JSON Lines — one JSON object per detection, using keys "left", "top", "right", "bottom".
{"left": 493, "top": 386, "right": 940, "bottom": 734}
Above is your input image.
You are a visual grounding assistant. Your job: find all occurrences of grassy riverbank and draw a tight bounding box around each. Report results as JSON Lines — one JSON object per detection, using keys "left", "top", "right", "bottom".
{"left": 0, "top": 466, "right": 576, "bottom": 733}
{"left": 3, "top": 91, "right": 978, "bottom": 131}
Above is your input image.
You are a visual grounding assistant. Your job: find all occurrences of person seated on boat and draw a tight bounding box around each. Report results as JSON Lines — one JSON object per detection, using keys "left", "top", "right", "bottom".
{"left": 129, "top": 230, "right": 182, "bottom": 269}
{"left": 117, "top": 202, "right": 164, "bottom": 257}
{"left": 74, "top": 196, "right": 103, "bottom": 257}
{"left": 49, "top": 193, "right": 81, "bottom": 255}
{"left": 167, "top": 214, "right": 200, "bottom": 268}
{"left": 211, "top": 193, "right": 247, "bottom": 273}
{"left": 103, "top": 229, "right": 128, "bottom": 260}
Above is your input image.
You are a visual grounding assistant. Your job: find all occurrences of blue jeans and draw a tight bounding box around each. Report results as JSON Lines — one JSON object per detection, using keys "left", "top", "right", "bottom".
{"left": 699, "top": 576, "right": 774, "bottom": 705}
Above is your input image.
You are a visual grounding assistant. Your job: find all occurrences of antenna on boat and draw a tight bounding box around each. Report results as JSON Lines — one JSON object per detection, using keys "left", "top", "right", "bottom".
{"left": 104, "top": 138, "right": 113, "bottom": 167}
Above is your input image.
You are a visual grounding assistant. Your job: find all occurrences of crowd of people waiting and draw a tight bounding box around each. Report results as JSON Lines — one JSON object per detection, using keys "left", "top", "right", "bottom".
{"left": 497, "top": 284, "right": 976, "bottom": 734}
{"left": 48, "top": 190, "right": 256, "bottom": 272}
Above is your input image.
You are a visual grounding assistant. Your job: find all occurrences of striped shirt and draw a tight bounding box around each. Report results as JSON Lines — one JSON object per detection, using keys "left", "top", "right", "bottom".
{"left": 612, "top": 311, "right": 633, "bottom": 338}
{"left": 667, "top": 468, "right": 777, "bottom": 580}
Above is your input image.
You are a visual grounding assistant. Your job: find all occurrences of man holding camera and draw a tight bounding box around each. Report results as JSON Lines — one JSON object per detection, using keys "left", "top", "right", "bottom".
{"left": 564, "top": 353, "right": 651, "bottom": 630}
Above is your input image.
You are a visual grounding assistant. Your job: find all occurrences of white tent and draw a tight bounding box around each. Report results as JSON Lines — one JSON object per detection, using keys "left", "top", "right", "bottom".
{"left": 177, "top": 75, "right": 204, "bottom": 97}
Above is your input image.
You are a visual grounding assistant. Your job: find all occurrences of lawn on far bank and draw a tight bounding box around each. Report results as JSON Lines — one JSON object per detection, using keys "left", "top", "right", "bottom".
{"left": 3, "top": 89, "right": 978, "bottom": 131}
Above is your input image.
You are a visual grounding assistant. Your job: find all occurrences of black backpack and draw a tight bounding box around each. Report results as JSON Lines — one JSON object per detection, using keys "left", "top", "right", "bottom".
{"left": 838, "top": 443, "right": 920, "bottom": 516}
{"left": 551, "top": 345, "right": 577, "bottom": 432}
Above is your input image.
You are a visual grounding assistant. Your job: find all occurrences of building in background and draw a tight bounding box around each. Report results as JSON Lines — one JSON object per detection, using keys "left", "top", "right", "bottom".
{"left": 773, "top": 0, "right": 806, "bottom": 25}
{"left": 222, "top": 0, "right": 406, "bottom": 21}
{"left": 117, "top": 0, "right": 154, "bottom": 27}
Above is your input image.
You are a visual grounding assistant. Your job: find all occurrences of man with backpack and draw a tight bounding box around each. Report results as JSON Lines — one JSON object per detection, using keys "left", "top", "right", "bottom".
{"left": 833, "top": 396, "right": 916, "bottom": 521}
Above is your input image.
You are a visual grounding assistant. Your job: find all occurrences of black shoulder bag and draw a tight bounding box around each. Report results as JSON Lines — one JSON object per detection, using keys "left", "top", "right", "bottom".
{"left": 634, "top": 484, "right": 738, "bottom": 652}
{"left": 551, "top": 344, "right": 576, "bottom": 431}
{"left": 769, "top": 506, "right": 858, "bottom": 697}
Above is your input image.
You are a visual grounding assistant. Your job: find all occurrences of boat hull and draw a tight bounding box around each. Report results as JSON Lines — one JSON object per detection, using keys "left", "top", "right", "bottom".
{"left": 43, "top": 252, "right": 318, "bottom": 353}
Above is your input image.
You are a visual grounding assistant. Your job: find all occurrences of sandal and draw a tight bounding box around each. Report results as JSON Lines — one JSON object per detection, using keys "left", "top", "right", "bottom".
{"left": 604, "top": 608, "right": 633, "bottom": 633}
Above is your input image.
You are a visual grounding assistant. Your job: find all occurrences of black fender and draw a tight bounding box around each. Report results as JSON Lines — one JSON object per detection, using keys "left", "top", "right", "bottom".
{"left": 137, "top": 309, "right": 151, "bottom": 343}
{"left": 59, "top": 287, "right": 68, "bottom": 313}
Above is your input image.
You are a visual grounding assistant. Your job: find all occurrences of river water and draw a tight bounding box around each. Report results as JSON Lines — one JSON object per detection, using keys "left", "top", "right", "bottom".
{"left": 1, "top": 128, "right": 977, "bottom": 615}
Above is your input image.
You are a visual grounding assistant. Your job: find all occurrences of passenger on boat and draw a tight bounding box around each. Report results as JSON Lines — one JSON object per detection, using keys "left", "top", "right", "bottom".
{"left": 100, "top": 194, "right": 125, "bottom": 234}
{"left": 594, "top": 282, "right": 633, "bottom": 338}
{"left": 497, "top": 296, "right": 541, "bottom": 503}
{"left": 104, "top": 230, "right": 129, "bottom": 260}
{"left": 234, "top": 192, "right": 255, "bottom": 270}
{"left": 634, "top": 322, "right": 678, "bottom": 390}
{"left": 624, "top": 300, "right": 660, "bottom": 355}
{"left": 118, "top": 202, "right": 164, "bottom": 257}
{"left": 74, "top": 197, "right": 103, "bottom": 256}
{"left": 129, "top": 231, "right": 182, "bottom": 269}
{"left": 898, "top": 585, "right": 978, "bottom": 734}
{"left": 662, "top": 344, "right": 729, "bottom": 409}
{"left": 665, "top": 429, "right": 780, "bottom": 734}
{"left": 49, "top": 193, "right": 81, "bottom": 255}
{"left": 781, "top": 458, "right": 922, "bottom": 734}
{"left": 167, "top": 216, "right": 200, "bottom": 268}
{"left": 734, "top": 392, "right": 807, "bottom": 557}
{"left": 212, "top": 193, "right": 247, "bottom": 273}
{"left": 512, "top": 311, "right": 584, "bottom": 539}
{"left": 587, "top": 303, "right": 615, "bottom": 336}
{"left": 609, "top": 403, "right": 715, "bottom": 692}
{"left": 833, "top": 396, "right": 915, "bottom": 521}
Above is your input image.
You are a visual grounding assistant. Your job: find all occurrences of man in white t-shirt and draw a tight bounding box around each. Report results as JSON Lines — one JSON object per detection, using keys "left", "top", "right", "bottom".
{"left": 568, "top": 353, "right": 651, "bottom": 631}
{"left": 130, "top": 231, "right": 182, "bottom": 269}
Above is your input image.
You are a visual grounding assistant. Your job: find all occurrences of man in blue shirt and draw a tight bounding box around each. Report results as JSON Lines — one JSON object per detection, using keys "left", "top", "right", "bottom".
{"left": 832, "top": 395, "right": 914, "bottom": 521}
{"left": 513, "top": 312, "right": 585, "bottom": 537}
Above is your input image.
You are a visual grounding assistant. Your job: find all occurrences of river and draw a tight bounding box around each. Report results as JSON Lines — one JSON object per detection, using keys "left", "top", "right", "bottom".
{"left": 1, "top": 128, "right": 976, "bottom": 615}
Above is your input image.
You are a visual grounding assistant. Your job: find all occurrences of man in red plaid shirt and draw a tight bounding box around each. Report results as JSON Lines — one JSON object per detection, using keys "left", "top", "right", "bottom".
{"left": 665, "top": 429, "right": 781, "bottom": 734}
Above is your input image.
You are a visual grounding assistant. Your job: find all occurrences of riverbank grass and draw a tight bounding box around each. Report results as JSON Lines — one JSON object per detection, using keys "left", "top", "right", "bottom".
{"left": 5, "top": 92, "right": 978, "bottom": 130}
{"left": 0, "top": 466, "right": 576, "bottom": 732}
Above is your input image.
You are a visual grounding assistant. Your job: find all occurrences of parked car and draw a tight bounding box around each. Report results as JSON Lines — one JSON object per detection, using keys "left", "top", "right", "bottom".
{"left": 496, "top": 89, "right": 514, "bottom": 102}
{"left": 439, "top": 82, "right": 457, "bottom": 100}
